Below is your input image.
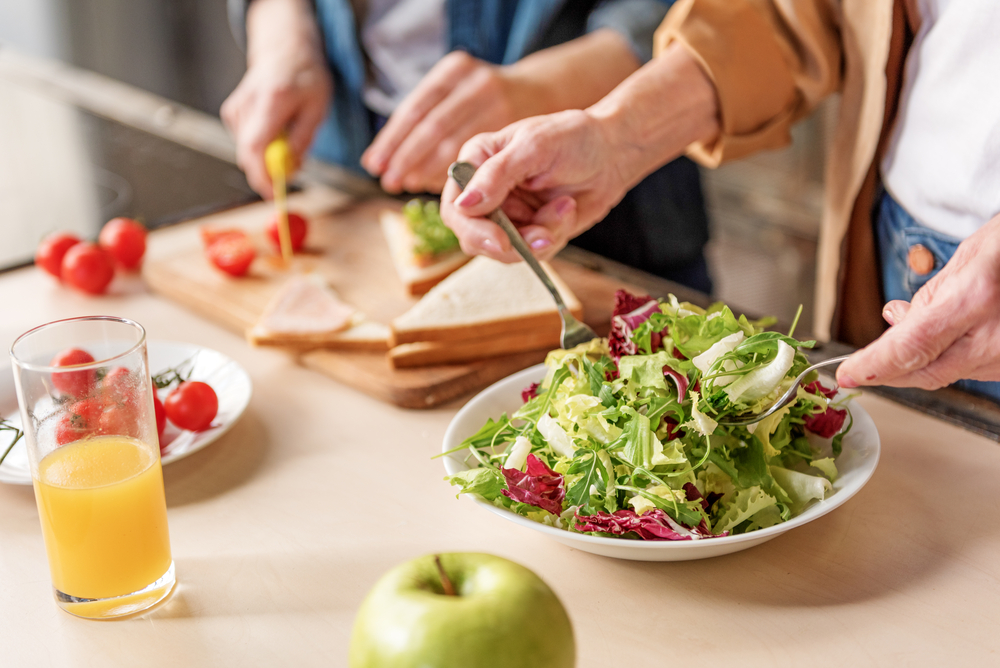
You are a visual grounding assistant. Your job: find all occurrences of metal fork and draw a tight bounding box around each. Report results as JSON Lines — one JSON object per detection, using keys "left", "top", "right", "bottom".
{"left": 717, "top": 355, "right": 852, "bottom": 427}
{"left": 449, "top": 161, "right": 599, "bottom": 349}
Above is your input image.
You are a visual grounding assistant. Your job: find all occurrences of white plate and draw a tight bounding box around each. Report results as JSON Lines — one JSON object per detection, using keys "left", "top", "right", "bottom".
{"left": 0, "top": 341, "right": 252, "bottom": 485}
{"left": 442, "top": 364, "right": 880, "bottom": 561}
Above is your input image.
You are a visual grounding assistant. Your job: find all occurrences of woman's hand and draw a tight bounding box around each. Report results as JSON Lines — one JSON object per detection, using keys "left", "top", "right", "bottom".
{"left": 439, "top": 43, "right": 720, "bottom": 262}
{"left": 361, "top": 51, "right": 536, "bottom": 195}
{"left": 361, "top": 29, "right": 642, "bottom": 195}
{"left": 440, "top": 110, "right": 632, "bottom": 262}
{"left": 838, "top": 214, "right": 1000, "bottom": 389}
{"left": 221, "top": 0, "right": 331, "bottom": 198}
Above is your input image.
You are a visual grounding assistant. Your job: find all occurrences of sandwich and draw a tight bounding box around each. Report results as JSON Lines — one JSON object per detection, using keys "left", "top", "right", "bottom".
{"left": 388, "top": 256, "right": 583, "bottom": 368}
{"left": 247, "top": 274, "right": 389, "bottom": 351}
{"left": 380, "top": 199, "right": 470, "bottom": 295}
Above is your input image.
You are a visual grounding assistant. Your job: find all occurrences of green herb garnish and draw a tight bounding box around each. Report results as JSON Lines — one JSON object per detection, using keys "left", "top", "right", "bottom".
{"left": 403, "top": 199, "right": 460, "bottom": 258}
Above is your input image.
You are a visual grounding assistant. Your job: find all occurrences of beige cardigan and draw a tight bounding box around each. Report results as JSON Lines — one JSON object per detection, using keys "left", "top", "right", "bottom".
{"left": 655, "top": 0, "right": 915, "bottom": 346}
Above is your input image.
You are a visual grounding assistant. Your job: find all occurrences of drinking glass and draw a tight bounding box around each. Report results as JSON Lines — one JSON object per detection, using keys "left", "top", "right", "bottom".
{"left": 10, "top": 316, "right": 174, "bottom": 619}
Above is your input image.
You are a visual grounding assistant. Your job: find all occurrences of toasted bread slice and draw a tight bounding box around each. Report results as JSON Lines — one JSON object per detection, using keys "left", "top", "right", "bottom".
{"left": 380, "top": 210, "right": 470, "bottom": 295}
{"left": 247, "top": 274, "right": 390, "bottom": 351}
{"left": 388, "top": 328, "right": 560, "bottom": 368}
{"left": 391, "top": 256, "right": 583, "bottom": 347}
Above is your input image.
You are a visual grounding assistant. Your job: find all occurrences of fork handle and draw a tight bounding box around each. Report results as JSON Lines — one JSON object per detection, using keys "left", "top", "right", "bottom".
{"left": 812, "top": 354, "right": 852, "bottom": 372}
{"left": 449, "top": 162, "right": 572, "bottom": 316}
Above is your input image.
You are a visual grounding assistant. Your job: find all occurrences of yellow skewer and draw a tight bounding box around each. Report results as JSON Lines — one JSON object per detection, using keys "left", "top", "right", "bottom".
{"left": 265, "top": 136, "right": 295, "bottom": 264}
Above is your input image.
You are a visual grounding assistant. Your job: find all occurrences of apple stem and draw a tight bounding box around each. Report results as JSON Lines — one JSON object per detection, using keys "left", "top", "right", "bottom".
{"left": 434, "top": 555, "right": 457, "bottom": 596}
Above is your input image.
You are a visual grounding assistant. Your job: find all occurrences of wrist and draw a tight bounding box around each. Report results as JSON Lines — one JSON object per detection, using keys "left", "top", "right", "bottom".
{"left": 247, "top": 0, "right": 323, "bottom": 67}
{"left": 586, "top": 43, "right": 720, "bottom": 187}
{"left": 496, "top": 66, "right": 554, "bottom": 121}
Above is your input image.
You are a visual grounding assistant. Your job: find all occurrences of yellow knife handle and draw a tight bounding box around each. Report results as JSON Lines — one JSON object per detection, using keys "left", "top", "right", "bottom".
{"left": 265, "top": 136, "right": 295, "bottom": 263}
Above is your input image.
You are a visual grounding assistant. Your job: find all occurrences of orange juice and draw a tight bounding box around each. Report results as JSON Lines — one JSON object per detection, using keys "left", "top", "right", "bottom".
{"left": 33, "top": 436, "right": 172, "bottom": 599}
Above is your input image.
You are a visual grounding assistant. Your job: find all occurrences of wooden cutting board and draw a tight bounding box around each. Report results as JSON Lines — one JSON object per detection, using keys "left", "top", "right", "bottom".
{"left": 144, "top": 186, "right": 640, "bottom": 408}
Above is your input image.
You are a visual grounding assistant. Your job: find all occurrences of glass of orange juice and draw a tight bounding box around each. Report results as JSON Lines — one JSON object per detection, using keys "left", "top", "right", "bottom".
{"left": 10, "top": 316, "right": 174, "bottom": 619}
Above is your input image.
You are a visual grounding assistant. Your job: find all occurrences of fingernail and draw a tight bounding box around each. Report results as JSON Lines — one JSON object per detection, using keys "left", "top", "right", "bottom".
{"left": 883, "top": 308, "right": 895, "bottom": 326}
{"left": 457, "top": 189, "right": 483, "bottom": 208}
{"left": 839, "top": 374, "right": 858, "bottom": 388}
{"left": 383, "top": 170, "right": 399, "bottom": 185}
{"left": 481, "top": 239, "right": 497, "bottom": 252}
{"left": 556, "top": 198, "right": 574, "bottom": 216}
{"left": 530, "top": 238, "right": 552, "bottom": 250}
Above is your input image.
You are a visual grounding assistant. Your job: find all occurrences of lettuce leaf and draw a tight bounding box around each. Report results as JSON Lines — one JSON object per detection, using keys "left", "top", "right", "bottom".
{"left": 713, "top": 486, "right": 778, "bottom": 534}
{"left": 769, "top": 466, "right": 832, "bottom": 514}
{"left": 447, "top": 467, "right": 505, "bottom": 501}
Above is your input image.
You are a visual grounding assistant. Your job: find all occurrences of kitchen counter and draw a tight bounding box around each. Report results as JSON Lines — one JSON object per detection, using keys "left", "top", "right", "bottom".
{"left": 2, "top": 225, "right": 1000, "bottom": 666}
{"left": 3, "top": 48, "right": 1000, "bottom": 668}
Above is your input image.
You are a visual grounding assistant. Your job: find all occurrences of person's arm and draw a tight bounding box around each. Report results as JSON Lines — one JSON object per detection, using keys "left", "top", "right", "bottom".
{"left": 220, "top": 0, "right": 331, "bottom": 198}
{"left": 440, "top": 0, "right": 845, "bottom": 258}
{"left": 439, "top": 42, "right": 719, "bottom": 261}
{"left": 361, "top": 28, "right": 643, "bottom": 194}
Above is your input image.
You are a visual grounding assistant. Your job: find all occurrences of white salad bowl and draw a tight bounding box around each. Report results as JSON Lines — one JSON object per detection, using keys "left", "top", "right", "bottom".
{"left": 442, "top": 363, "right": 880, "bottom": 562}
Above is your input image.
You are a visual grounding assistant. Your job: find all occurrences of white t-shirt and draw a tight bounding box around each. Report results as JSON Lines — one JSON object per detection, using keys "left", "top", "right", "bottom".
{"left": 880, "top": 0, "right": 1000, "bottom": 240}
{"left": 357, "top": 0, "right": 447, "bottom": 117}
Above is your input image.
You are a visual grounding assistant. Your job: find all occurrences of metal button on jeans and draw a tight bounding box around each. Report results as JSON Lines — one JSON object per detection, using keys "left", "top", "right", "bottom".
{"left": 907, "top": 244, "right": 935, "bottom": 275}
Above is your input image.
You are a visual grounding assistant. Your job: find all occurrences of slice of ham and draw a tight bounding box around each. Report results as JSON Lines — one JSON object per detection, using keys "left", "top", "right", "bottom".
{"left": 251, "top": 275, "right": 355, "bottom": 340}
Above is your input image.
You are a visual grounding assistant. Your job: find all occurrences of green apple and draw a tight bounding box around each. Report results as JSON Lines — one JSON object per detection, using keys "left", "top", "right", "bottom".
{"left": 349, "top": 552, "right": 575, "bottom": 668}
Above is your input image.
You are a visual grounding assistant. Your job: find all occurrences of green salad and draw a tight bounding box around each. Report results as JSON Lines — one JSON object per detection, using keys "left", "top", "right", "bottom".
{"left": 446, "top": 291, "right": 853, "bottom": 541}
{"left": 403, "top": 199, "right": 460, "bottom": 259}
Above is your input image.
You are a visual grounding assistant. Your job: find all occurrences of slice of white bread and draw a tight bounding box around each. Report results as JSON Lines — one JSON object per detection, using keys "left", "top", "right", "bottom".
{"left": 247, "top": 274, "right": 390, "bottom": 352}
{"left": 388, "top": 329, "right": 560, "bottom": 369}
{"left": 390, "top": 255, "right": 583, "bottom": 355}
{"left": 380, "top": 210, "right": 470, "bottom": 295}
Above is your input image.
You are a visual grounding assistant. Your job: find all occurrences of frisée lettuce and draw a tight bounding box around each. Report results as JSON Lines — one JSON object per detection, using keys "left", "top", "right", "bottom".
{"left": 445, "top": 291, "right": 853, "bottom": 541}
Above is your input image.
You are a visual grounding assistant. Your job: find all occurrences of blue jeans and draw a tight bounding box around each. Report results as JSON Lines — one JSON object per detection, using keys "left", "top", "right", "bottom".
{"left": 875, "top": 190, "right": 1000, "bottom": 400}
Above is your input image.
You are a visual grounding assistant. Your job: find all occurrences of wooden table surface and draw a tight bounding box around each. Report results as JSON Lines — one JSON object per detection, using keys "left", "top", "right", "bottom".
{"left": 2, "top": 235, "right": 1000, "bottom": 667}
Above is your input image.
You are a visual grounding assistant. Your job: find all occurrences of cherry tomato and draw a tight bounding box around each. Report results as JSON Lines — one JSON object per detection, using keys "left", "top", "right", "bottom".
{"left": 153, "top": 392, "right": 166, "bottom": 440}
{"left": 50, "top": 348, "right": 97, "bottom": 397}
{"left": 164, "top": 381, "right": 218, "bottom": 431}
{"left": 265, "top": 212, "right": 308, "bottom": 253}
{"left": 97, "top": 403, "right": 138, "bottom": 439}
{"left": 99, "top": 217, "right": 147, "bottom": 270}
{"left": 102, "top": 366, "right": 142, "bottom": 407}
{"left": 61, "top": 243, "right": 115, "bottom": 294}
{"left": 55, "top": 398, "right": 103, "bottom": 445}
{"left": 36, "top": 232, "right": 81, "bottom": 280}
{"left": 205, "top": 233, "right": 255, "bottom": 277}
{"left": 200, "top": 227, "right": 245, "bottom": 247}
{"left": 56, "top": 414, "right": 88, "bottom": 445}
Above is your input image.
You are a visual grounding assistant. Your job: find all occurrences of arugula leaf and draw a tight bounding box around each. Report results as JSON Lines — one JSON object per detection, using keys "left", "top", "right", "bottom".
{"left": 457, "top": 415, "right": 512, "bottom": 451}
{"left": 620, "top": 408, "right": 655, "bottom": 470}
{"left": 730, "top": 434, "right": 773, "bottom": 489}
{"left": 565, "top": 450, "right": 602, "bottom": 507}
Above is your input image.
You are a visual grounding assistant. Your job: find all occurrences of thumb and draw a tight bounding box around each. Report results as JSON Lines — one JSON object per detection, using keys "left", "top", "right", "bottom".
{"left": 882, "top": 300, "right": 911, "bottom": 326}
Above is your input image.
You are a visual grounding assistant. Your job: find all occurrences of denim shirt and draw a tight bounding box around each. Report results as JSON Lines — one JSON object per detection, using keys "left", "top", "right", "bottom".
{"left": 307, "top": 0, "right": 674, "bottom": 173}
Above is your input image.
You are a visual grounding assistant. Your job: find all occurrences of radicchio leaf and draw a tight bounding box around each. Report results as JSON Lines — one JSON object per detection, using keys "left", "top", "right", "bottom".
{"left": 575, "top": 509, "right": 705, "bottom": 541}
{"left": 802, "top": 381, "right": 848, "bottom": 437}
{"left": 501, "top": 454, "right": 565, "bottom": 515}
{"left": 664, "top": 368, "right": 689, "bottom": 399}
{"left": 613, "top": 289, "right": 654, "bottom": 317}
{"left": 803, "top": 380, "right": 838, "bottom": 400}
{"left": 521, "top": 382, "right": 540, "bottom": 404}
{"left": 683, "top": 482, "right": 709, "bottom": 510}
{"left": 609, "top": 290, "right": 660, "bottom": 363}
{"left": 661, "top": 416, "right": 680, "bottom": 440}
{"left": 805, "top": 406, "right": 848, "bottom": 438}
